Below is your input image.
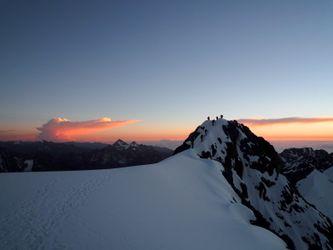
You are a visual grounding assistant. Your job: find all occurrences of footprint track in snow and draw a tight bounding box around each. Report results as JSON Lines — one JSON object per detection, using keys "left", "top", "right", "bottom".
{"left": 0, "top": 172, "right": 113, "bottom": 249}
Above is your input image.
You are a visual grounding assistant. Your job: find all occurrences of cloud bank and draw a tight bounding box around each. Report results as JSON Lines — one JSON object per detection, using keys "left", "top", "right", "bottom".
{"left": 238, "top": 117, "right": 333, "bottom": 126}
{"left": 37, "top": 117, "right": 139, "bottom": 141}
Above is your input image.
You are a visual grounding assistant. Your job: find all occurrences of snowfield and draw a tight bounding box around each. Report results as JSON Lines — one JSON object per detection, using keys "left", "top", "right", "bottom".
{"left": 0, "top": 150, "right": 286, "bottom": 250}
{"left": 298, "top": 167, "right": 333, "bottom": 221}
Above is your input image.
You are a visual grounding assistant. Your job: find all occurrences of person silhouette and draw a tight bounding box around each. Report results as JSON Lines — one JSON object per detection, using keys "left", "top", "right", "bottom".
{"left": 207, "top": 116, "right": 210, "bottom": 120}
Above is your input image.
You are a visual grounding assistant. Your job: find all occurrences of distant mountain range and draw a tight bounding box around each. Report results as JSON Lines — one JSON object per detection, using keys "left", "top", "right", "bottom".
{"left": 0, "top": 140, "right": 173, "bottom": 172}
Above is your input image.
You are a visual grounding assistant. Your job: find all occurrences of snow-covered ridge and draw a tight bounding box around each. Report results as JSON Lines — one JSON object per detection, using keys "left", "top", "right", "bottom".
{"left": 298, "top": 167, "right": 333, "bottom": 221}
{"left": 175, "top": 117, "right": 333, "bottom": 250}
{"left": 0, "top": 150, "right": 286, "bottom": 250}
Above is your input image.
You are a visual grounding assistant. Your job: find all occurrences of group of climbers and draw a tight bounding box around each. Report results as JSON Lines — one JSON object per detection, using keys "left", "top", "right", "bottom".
{"left": 207, "top": 115, "right": 223, "bottom": 126}
{"left": 197, "top": 115, "right": 225, "bottom": 143}
{"left": 188, "top": 115, "right": 225, "bottom": 147}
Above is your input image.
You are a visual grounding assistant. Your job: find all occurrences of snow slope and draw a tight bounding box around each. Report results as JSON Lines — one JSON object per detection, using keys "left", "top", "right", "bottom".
{"left": 0, "top": 150, "right": 285, "bottom": 250}
{"left": 298, "top": 167, "right": 333, "bottom": 221}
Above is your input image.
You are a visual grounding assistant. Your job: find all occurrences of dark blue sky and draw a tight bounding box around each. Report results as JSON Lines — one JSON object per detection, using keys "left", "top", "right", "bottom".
{"left": 1, "top": 0, "right": 333, "bottom": 139}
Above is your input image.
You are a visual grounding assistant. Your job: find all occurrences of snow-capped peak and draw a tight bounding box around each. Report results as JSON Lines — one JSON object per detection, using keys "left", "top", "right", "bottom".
{"left": 129, "top": 141, "right": 138, "bottom": 147}
{"left": 113, "top": 139, "right": 129, "bottom": 149}
{"left": 175, "top": 117, "right": 333, "bottom": 250}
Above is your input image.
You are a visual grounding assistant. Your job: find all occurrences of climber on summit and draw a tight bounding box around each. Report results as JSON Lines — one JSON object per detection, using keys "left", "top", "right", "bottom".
{"left": 207, "top": 116, "right": 210, "bottom": 120}
{"left": 216, "top": 116, "right": 219, "bottom": 120}
{"left": 220, "top": 115, "right": 223, "bottom": 119}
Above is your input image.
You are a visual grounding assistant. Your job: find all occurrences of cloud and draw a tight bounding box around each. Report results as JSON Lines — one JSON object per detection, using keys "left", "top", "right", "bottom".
{"left": 238, "top": 117, "right": 333, "bottom": 126}
{"left": 37, "top": 117, "right": 140, "bottom": 141}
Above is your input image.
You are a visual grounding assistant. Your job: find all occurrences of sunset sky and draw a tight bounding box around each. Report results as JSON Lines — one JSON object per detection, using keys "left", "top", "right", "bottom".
{"left": 1, "top": 0, "right": 333, "bottom": 146}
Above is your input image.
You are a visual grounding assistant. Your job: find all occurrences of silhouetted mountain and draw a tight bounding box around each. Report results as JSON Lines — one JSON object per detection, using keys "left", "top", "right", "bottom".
{"left": 89, "top": 140, "right": 173, "bottom": 168}
{"left": 0, "top": 141, "right": 172, "bottom": 172}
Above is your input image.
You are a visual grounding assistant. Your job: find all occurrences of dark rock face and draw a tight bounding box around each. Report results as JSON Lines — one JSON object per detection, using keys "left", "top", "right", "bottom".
{"left": 174, "top": 118, "right": 333, "bottom": 250}
{"left": 280, "top": 147, "right": 333, "bottom": 183}
{"left": 0, "top": 149, "right": 27, "bottom": 172}
{"left": 173, "top": 129, "right": 201, "bottom": 155}
{"left": 0, "top": 141, "right": 173, "bottom": 172}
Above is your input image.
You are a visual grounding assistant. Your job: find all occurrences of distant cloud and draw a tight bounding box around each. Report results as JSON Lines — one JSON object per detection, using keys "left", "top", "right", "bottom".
{"left": 37, "top": 117, "right": 140, "bottom": 141}
{"left": 238, "top": 117, "right": 333, "bottom": 126}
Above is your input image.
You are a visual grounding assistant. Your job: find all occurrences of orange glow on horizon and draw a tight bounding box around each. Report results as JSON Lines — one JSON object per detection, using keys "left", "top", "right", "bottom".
{"left": 0, "top": 132, "right": 37, "bottom": 141}
{"left": 74, "top": 126, "right": 192, "bottom": 142}
{"left": 243, "top": 120, "right": 333, "bottom": 142}
{"left": 1, "top": 117, "right": 333, "bottom": 143}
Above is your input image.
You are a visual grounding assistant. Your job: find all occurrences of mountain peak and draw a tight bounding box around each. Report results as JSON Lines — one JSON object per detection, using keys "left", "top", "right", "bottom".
{"left": 175, "top": 117, "right": 282, "bottom": 174}
{"left": 113, "top": 139, "right": 129, "bottom": 149}
{"left": 175, "top": 117, "right": 333, "bottom": 249}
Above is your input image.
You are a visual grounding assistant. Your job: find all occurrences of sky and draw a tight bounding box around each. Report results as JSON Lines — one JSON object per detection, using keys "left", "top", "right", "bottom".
{"left": 1, "top": 0, "right": 333, "bottom": 146}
